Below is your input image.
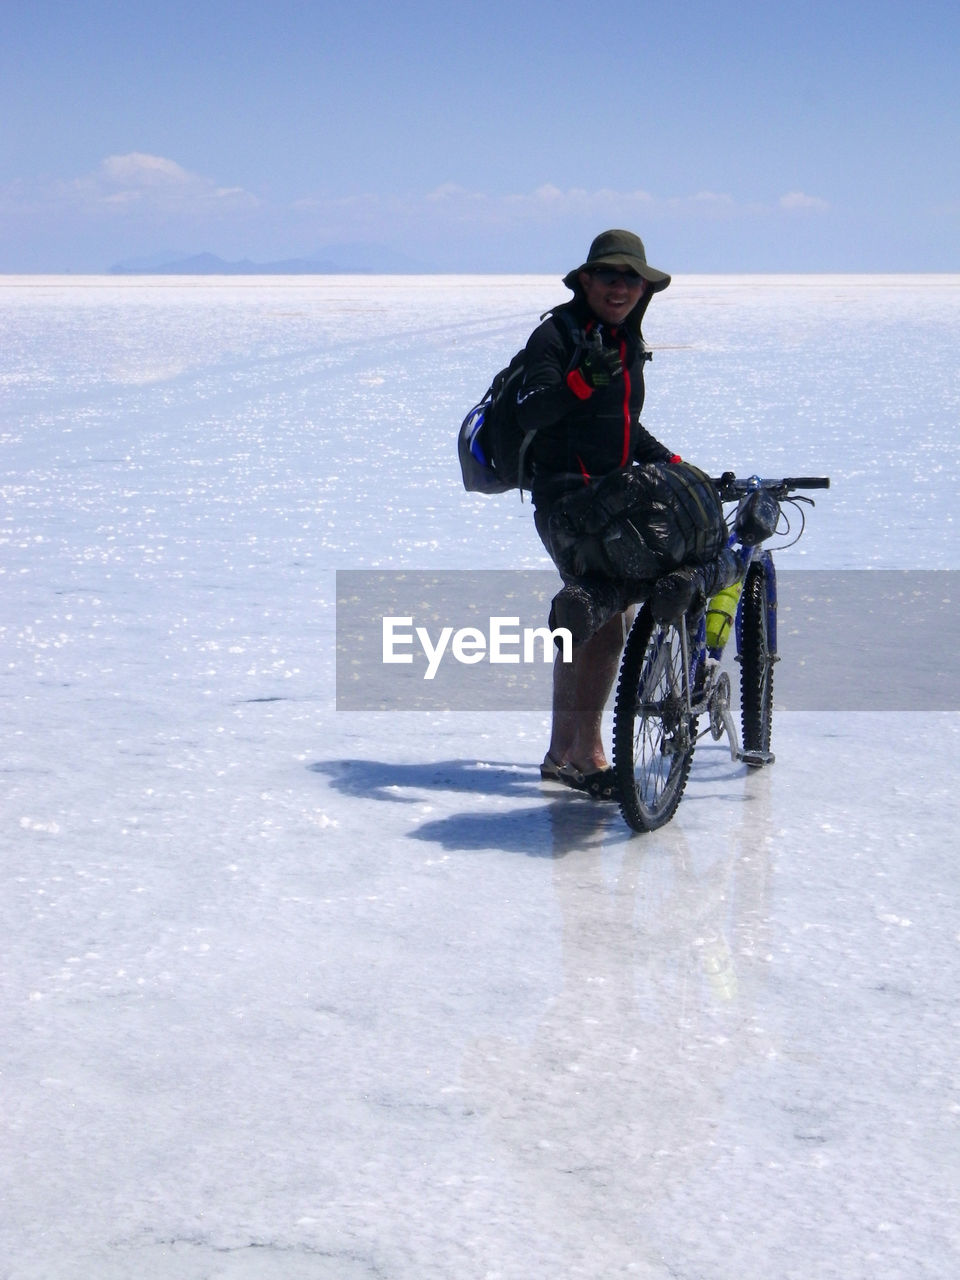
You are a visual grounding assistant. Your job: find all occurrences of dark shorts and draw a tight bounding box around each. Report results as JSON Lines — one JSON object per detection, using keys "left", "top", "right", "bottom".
{"left": 534, "top": 502, "right": 577, "bottom": 585}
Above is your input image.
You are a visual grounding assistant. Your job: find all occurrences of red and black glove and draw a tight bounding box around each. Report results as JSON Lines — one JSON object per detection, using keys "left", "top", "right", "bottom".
{"left": 567, "top": 344, "right": 623, "bottom": 398}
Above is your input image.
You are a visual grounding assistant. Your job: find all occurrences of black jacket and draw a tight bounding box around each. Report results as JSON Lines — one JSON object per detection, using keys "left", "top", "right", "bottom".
{"left": 515, "top": 298, "right": 673, "bottom": 508}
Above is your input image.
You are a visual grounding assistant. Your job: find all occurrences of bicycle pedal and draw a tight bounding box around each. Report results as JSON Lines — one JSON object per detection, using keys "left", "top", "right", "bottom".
{"left": 739, "top": 748, "right": 776, "bottom": 768}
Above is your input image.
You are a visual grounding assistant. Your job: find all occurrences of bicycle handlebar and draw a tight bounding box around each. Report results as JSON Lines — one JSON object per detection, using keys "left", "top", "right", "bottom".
{"left": 713, "top": 473, "right": 831, "bottom": 498}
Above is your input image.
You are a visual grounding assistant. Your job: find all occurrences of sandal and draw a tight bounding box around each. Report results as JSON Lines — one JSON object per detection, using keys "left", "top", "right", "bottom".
{"left": 541, "top": 755, "right": 620, "bottom": 802}
{"left": 581, "top": 767, "right": 620, "bottom": 803}
{"left": 540, "top": 753, "right": 588, "bottom": 792}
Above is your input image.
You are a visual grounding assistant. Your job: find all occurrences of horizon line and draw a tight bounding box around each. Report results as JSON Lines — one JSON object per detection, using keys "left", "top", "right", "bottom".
{"left": 3, "top": 268, "right": 960, "bottom": 279}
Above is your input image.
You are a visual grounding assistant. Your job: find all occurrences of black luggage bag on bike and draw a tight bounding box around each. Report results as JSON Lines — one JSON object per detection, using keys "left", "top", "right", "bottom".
{"left": 546, "top": 461, "right": 728, "bottom": 583}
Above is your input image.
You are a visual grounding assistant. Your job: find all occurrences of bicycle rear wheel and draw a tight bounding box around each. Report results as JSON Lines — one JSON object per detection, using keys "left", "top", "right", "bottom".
{"left": 739, "top": 562, "right": 775, "bottom": 765}
{"left": 613, "top": 603, "right": 697, "bottom": 832}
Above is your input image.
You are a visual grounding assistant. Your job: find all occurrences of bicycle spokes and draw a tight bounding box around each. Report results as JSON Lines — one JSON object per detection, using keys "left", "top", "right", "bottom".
{"left": 613, "top": 608, "right": 697, "bottom": 832}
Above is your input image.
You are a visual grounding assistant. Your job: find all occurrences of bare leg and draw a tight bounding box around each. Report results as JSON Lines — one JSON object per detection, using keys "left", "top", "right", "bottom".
{"left": 548, "top": 609, "right": 631, "bottom": 773}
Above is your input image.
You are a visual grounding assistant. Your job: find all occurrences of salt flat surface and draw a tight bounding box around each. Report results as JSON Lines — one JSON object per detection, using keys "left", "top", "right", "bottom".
{"left": 1, "top": 275, "right": 958, "bottom": 1279}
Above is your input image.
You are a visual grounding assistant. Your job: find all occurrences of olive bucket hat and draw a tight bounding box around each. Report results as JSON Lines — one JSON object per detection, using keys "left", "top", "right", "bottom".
{"left": 562, "top": 229, "right": 671, "bottom": 293}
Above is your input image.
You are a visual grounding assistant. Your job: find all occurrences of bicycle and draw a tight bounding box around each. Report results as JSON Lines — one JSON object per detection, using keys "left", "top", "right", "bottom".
{"left": 612, "top": 474, "right": 830, "bottom": 833}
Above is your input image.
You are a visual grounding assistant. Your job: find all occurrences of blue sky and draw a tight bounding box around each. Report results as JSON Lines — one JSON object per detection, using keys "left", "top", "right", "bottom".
{"left": 2, "top": 0, "right": 957, "bottom": 272}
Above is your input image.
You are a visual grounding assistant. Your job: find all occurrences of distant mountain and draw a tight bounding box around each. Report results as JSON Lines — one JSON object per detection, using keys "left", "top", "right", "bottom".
{"left": 109, "top": 244, "right": 431, "bottom": 275}
{"left": 109, "top": 250, "right": 192, "bottom": 271}
{"left": 110, "top": 252, "right": 335, "bottom": 275}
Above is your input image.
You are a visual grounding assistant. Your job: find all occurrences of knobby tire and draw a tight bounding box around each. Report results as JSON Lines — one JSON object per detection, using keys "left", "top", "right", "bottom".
{"left": 613, "top": 603, "right": 697, "bottom": 832}
{"left": 739, "top": 562, "right": 774, "bottom": 763}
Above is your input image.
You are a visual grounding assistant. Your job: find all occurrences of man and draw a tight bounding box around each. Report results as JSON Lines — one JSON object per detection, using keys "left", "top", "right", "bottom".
{"left": 515, "top": 230, "right": 679, "bottom": 801}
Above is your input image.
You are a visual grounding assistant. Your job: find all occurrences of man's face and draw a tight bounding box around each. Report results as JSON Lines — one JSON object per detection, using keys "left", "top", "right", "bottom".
{"left": 579, "top": 267, "right": 647, "bottom": 326}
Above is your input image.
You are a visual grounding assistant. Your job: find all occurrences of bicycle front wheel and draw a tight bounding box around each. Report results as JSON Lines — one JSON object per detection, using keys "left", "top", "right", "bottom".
{"left": 613, "top": 603, "right": 697, "bottom": 832}
{"left": 739, "top": 562, "right": 775, "bottom": 765}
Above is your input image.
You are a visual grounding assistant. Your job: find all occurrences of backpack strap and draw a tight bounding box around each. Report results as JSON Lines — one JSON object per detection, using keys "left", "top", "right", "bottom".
{"left": 540, "top": 303, "right": 586, "bottom": 352}
{"left": 515, "top": 307, "right": 587, "bottom": 497}
{"left": 515, "top": 425, "right": 541, "bottom": 501}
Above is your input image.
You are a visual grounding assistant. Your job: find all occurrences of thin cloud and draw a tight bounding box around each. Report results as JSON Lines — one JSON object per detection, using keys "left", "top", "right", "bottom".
{"left": 425, "top": 183, "right": 657, "bottom": 217}
{"left": 285, "top": 184, "right": 812, "bottom": 261}
{"left": 779, "top": 191, "right": 830, "bottom": 212}
{"left": 101, "top": 153, "right": 195, "bottom": 184}
{"left": 4, "top": 164, "right": 825, "bottom": 228}
{"left": 0, "top": 153, "right": 260, "bottom": 218}
{"left": 72, "top": 153, "right": 260, "bottom": 214}
{"left": 680, "top": 190, "right": 737, "bottom": 209}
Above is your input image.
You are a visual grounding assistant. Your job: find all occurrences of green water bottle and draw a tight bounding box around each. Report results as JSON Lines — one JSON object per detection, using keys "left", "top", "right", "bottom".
{"left": 705, "top": 581, "right": 743, "bottom": 651}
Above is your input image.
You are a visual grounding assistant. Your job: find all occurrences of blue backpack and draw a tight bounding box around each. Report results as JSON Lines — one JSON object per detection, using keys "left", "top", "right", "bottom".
{"left": 458, "top": 309, "right": 583, "bottom": 497}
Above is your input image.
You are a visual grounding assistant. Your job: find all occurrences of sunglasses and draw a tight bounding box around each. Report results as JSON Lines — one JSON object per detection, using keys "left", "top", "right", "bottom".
{"left": 590, "top": 267, "right": 645, "bottom": 286}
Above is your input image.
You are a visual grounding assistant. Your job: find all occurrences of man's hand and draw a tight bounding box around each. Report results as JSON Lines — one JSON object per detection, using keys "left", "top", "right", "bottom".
{"left": 578, "top": 343, "right": 623, "bottom": 388}
{"left": 566, "top": 340, "right": 624, "bottom": 398}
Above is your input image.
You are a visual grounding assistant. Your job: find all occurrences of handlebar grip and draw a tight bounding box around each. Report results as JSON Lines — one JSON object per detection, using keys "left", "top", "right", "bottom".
{"left": 713, "top": 474, "right": 831, "bottom": 496}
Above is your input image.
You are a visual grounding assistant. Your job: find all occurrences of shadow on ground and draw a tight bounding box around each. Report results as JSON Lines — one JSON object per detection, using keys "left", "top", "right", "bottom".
{"left": 308, "top": 757, "right": 631, "bottom": 856}
{"left": 309, "top": 757, "right": 545, "bottom": 803}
